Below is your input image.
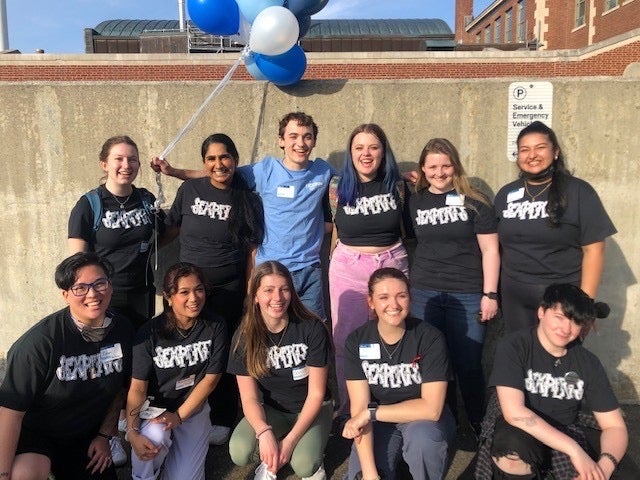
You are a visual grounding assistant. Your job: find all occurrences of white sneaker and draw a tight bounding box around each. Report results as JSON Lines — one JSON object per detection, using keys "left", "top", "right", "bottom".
{"left": 254, "top": 462, "right": 277, "bottom": 480}
{"left": 110, "top": 436, "right": 127, "bottom": 467}
{"left": 302, "top": 464, "right": 326, "bottom": 480}
{"left": 208, "top": 424, "right": 231, "bottom": 445}
{"left": 117, "top": 418, "right": 127, "bottom": 433}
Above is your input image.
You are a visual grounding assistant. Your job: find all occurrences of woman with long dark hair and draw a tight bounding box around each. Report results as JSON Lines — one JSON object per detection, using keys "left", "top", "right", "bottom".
{"left": 228, "top": 261, "right": 332, "bottom": 480}
{"left": 495, "top": 121, "right": 616, "bottom": 332}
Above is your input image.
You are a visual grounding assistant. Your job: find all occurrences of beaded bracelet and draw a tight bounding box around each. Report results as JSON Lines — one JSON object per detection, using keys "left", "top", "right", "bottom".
{"left": 255, "top": 425, "right": 273, "bottom": 439}
{"left": 599, "top": 452, "right": 619, "bottom": 470}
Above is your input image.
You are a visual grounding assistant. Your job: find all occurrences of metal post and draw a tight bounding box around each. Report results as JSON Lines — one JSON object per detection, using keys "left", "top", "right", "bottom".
{"left": 0, "top": 0, "right": 9, "bottom": 51}
{"left": 178, "top": 0, "right": 186, "bottom": 32}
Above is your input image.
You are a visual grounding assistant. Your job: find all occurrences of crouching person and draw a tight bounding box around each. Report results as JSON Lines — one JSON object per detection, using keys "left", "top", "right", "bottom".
{"left": 476, "top": 284, "right": 637, "bottom": 480}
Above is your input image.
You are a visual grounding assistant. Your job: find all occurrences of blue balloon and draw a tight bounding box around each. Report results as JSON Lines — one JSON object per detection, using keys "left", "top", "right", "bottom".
{"left": 245, "top": 53, "right": 268, "bottom": 81}
{"left": 253, "top": 45, "right": 307, "bottom": 86}
{"left": 297, "top": 14, "right": 311, "bottom": 39}
{"left": 237, "top": 0, "right": 284, "bottom": 24}
{"left": 187, "top": 0, "right": 240, "bottom": 35}
{"left": 286, "top": 0, "right": 328, "bottom": 16}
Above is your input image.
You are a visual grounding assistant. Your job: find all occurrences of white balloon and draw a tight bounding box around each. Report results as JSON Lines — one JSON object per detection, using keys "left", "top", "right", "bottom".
{"left": 249, "top": 6, "right": 300, "bottom": 56}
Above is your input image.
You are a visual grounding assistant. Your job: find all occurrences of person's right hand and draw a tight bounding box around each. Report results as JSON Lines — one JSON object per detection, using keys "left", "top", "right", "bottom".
{"left": 258, "top": 429, "right": 280, "bottom": 474}
{"left": 570, "top": 447, "right": 606, "bottom": 480}
{"left": 150, "top": 156, "right": 174, "bottom": 176}
{"left": 128, "top": 431, "right": 161, "bottom": 462}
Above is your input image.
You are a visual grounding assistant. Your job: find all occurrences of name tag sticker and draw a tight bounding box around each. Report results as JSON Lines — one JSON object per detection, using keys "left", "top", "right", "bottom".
{"left": 277, "top": 185, "right": 295, "bottom": 198}
{"left": 140, "top": 241, "right": 149, "bottom": 253}
{"left": 507, "top": 187, "right": 525, "bottom": 203}
{"left": 176, "top": 374, "right": 196, "bottom": 390}
{"left": 359, "top": 343, "right": 381, "bottom": 360}
{"left": 100, "top": 343, "right": 123, "bottom": 363}
{"left": 292, "top": 365, "right": 309, "bottom": 381}
{"left": 445, "top": 193, "right": 465, "bottom": 206}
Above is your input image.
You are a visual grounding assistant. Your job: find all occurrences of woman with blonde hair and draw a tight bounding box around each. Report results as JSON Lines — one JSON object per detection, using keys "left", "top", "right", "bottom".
{"left": 227, "top": 261, "right": 332, "bottom": 480}
{"left": 409, "top": 137, "right": 500, "bottom": 435}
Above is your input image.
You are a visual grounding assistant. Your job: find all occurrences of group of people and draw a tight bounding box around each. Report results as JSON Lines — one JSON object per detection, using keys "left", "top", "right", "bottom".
{"left": 0, "top": 111, "right": 634, "bottom": 480}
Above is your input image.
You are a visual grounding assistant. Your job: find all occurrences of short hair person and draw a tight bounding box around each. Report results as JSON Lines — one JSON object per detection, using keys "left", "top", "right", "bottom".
{"left": 476, "top": 284, "right": 634, "bottom": 479}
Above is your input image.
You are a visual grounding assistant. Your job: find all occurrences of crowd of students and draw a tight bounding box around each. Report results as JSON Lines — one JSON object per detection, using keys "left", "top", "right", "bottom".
{"left": 0, "top": 112, "right": 634, "bottom": 480}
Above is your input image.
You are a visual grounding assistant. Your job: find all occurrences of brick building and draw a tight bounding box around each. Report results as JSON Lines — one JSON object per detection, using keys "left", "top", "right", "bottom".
{"left": 455, "top": 0, "right": 640, "bottom": 50}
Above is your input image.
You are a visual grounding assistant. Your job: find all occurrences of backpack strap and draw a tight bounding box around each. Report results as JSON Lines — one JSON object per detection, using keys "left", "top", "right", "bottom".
{"left": 328, "top": 175, "right": 341, "bottom": 220}
{"left": 83, "top": 188, "right": 103, "bottom": 232}
{"left": 395, "top": 179, "right": 406, "bottom": 208}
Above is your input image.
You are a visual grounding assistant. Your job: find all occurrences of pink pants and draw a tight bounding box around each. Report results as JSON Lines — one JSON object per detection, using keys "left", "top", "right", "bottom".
{"left": 329, "top": 240, "right": 409, "bottom": 414}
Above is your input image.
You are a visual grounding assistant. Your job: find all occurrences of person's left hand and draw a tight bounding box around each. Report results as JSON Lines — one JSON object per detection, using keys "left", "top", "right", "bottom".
{"left": 86, "top": 435, "right": 112, "bottom": 474}
{"left": 278, "top": 436, "right": 297, "bottom": 470}
{"left": 151, "top": 411, "right": 181, "bottom": 431}
{"left": 479, "top": 296, "right": 498, "bottom": 322}
{"left": 342, "top": 410, "right": 370, "bottom": 441}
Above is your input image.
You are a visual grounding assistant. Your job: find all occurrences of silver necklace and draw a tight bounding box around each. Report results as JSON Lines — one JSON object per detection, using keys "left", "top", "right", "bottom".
{"left": 176, "top": 318, "right": 198, "bottom": 339}
{"left": 268, "top": 321, "right": 289, "bottom": 354}
{"left": 108, "top": 189, "right": 132, "bottom": 209}
{"left": 524, "top": 180, "right": 551, "bottom": 202}
{"left": 378, "top": 330, "right": 405, "bottom": 360}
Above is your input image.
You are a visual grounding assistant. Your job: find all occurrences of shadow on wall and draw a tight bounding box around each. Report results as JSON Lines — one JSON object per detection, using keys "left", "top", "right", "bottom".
{"left": 0, "top": 357, "right": 6, "bottom": 383}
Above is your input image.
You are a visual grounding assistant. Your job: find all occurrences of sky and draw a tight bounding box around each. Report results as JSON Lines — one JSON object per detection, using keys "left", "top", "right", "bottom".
{"left": 3, "top": 0, "right": 494, "bottom": 54}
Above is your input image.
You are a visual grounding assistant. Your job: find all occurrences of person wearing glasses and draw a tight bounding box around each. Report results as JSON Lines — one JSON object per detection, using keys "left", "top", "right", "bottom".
{"left": 0, "top": 252, "right": 133, "bottom": 480}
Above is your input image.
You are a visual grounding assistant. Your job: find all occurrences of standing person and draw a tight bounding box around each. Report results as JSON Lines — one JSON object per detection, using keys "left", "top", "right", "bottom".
{"left": 495, "top": 121, "right": 616, "bottom": 332}
{"left": 160, "top": 133, "right": 264, "bottom": 445}
{"left": 227, "top": 261, "right": 333, "bottom": 480}
{"left": 69, "top": 135, "right": 164, "bottom": 330}
{"left": 475, "top": 284, "right": 635, "bottom": 480}
{"left": 328, "top": 123, "right": 410, "bottom": 415}
{"left": 69, "top": 135, "right": 165, "bottom": 463}
{"left": 408, "top": 138, "right": 499, "bottom": 435}
{"left": 342, "top": 268, "right": 455, "bottom": 480}
{"left": 0, "top": 252, "right": 133, "bottom": 480}
{"left": 151, "top": 112, "right": 335, "bottom": 319}
{"left": 125, "top": 263, "right": 228, "bottom": 480}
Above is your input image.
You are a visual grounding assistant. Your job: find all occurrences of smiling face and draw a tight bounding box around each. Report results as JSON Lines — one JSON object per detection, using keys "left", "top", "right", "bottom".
{"left": 167, "top": 274, "right": 206, "bottom": 326}
{"left": 422, "top": 152, "right": 455, "bottom": 194}
{"left": 516, "top": 132, "right": 559, "bottom": 177}
{"left": 278, "top": 120, "right": 316, "bottom": 170}
{"left": 100, "top": 142, "right": 140, "bottom": 189}
{"left": 368, "top": 277, "right": 410, "bottom": 329}
{"left": 62, "top": 264, "right": 112, "bottom": 327}
{"left": 536, "top": 305, "right": 583, "bottom": 355}
{"left": 255, "top": 273, "right": 291, "bottom": 326}
{"left": 351, "top": 132, "right": 383, "bottom": 182}
{"left": 204, "top": 142, "right": 237, "bottom": 189}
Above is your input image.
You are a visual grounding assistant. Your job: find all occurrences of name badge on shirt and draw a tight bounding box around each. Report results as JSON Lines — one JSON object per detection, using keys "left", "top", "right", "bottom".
{"left": 100, "top": 343, "right": 123, "bottom": 363}
{"left": 292, "top": 365, "right": 309, "bottom": 381}
{"left": 176, "top": 374, "right": 196, "bottom": 390}
{"left": 507, "top": 187, "right": 525, "bottom": 203}
{"left": 445, "top": 193, "right": 465, "bottom": 206}
{"left": 277, "top": 185, "right": 295, "bottom": 198}
{"left": 140, "top": 241, "right": 150, "bottom": 253}
{"left": 359, "top": 343, "right": 381, "bottom": 360}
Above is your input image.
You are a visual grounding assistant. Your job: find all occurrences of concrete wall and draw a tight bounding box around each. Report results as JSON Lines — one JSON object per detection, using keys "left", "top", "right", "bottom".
{"left": 1, "top": 77, "right": 639, "bottom": 401}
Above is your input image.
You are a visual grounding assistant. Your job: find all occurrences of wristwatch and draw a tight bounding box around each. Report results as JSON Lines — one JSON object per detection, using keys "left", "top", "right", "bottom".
{"left": 368, "top": 402, "right": 378, "bottom": 422}
{"left": 483, "top": 292, "right": 498, "bottom": 300}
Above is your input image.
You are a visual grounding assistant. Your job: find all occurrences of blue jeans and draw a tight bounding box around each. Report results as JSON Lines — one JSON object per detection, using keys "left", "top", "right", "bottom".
{"left": 290, "top": 263, "right": 326, "bottom": 320}
{"left": 411, "top": 288, "right": 486, "bottom": 430}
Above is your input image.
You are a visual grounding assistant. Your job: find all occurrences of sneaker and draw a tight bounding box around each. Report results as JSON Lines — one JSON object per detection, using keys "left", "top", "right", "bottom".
{"left": 302, "top": 464, "right": 326, "bottom": 480}
{"left": 208, "top": 424, "right": 231, "bottom": 445}
{"left": 118, "top": 418, "right": 127, "bottom": 433}
{"left": 110, "top": 436, "right": 127, "bottom": 467}
{"left": 254, "top": 462, "right": 277, "bottom": 480}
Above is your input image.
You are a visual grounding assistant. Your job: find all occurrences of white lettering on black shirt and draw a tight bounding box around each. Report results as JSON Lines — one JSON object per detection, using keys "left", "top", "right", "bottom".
{"left": 343, "top": 194, "right": 397, "bottom": 216}
{"left": 102, "top": 207, "right": 152, "bottom": 229}
{"left": 190, "top": 197, "right": 232, "bottom": 220}
{"left": 524, "top": 369, "right": 584, "bottom": 400}
{"left": 415, "top": 206, "right": 468, "bottom": 225}
{"left": 153, "top": 340, "right": 212, "bottom": 369}
{"left": 361, "top": 361, "right": 422, "bottom": 388}
{"left": 56, "top": 353, "right": 123, "bottom": 381}
{"left": 268, "top": 343, "right": 308, "bottom": 369}
{"left": 502, "top": 200, "right": 549, "bottom": 220}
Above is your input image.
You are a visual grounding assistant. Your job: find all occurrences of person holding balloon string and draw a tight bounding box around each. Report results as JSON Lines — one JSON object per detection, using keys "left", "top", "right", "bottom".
{"left": 151, "top": 111, "right": 335, "bottom": 321}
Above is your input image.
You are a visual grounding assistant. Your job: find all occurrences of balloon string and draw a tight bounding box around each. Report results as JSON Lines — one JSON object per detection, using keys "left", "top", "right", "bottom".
{"left": 158, "top": 45, "right": 251, "bottom": 160}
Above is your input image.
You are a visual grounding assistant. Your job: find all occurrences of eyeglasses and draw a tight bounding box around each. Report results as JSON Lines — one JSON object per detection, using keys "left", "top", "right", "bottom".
{"left": 69, "top": 278, "right": 111, "bottom": 296}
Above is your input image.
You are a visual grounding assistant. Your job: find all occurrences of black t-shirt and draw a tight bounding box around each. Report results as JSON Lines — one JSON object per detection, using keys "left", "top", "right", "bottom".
{"left": 0, "top": 308, "right": 133, "bottom": 438}
{"left": 68, "top": 185, "right": 163, "bottom": 291}
{"left": 335, "top": 179, "right": 403, "bottom": 247}
{"left": 132, "top": 312, "right": 228, "bottom": 411}
{"left": 495, "top": 176, "right": 616, "bottom": 284}
{"left": 227, "top": 317, "right": 331, "bottom": 413}
{"left": 344, "top": 317, "right": 451, "bottom": 405}
{"left": 166, "top": 177, "right": 247, "bottom": 268}
{"left": 489, "top": 327, "right": 619, "bottom": 426}
{"left": 409, "top": 189, "right": 497, "bottom": 292}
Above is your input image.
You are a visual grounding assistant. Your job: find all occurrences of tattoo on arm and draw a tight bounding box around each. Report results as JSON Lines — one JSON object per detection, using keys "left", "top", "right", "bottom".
{"left": 512, "top": 416, "right": 537, "bottom": 427}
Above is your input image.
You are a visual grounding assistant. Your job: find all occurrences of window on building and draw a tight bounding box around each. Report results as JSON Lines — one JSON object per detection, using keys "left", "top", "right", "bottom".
{"left": 476, "top": 32, "right": 481, "bottom": 43}
{"left": 494, "top": 17, "right": 502, "bottom": 43}
{"left": 517, "top": 0, "right": 526, "bottom": 42}
{"left": 506, "top": 8, "right": 513, "bottom": 43}
{"left": 575, "top": 0, "right": 586, "bottom": 27}
{"left": 485, "top": 25, "right": 491, "bottom": 43}
{"left": 604, "top": 0, "right": 618, "bottom": 10}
